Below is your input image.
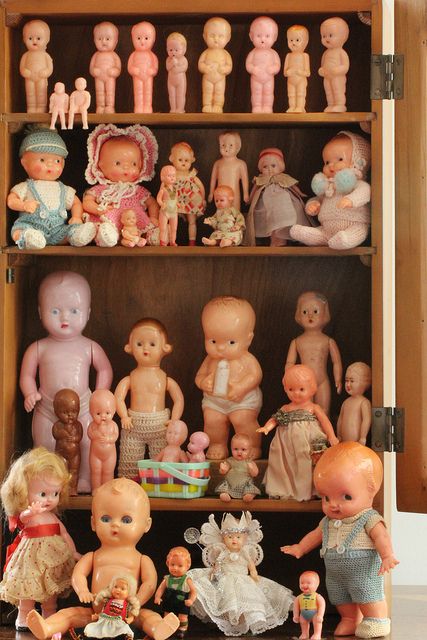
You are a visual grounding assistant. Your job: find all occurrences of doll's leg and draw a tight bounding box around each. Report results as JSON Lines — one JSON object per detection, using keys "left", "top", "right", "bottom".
{"left": 169, "top": 216, "right": 178, "bottom": 246}
{"left": 94, "top": 78, "right": 106, "bottom": 114}
{"left": 159, "top": 212, "right": 169, "bottom": 245}
{"left": 329, "top": 76, "right": 347, "bottom": 113}
{"left": 203, "top": 408, "right": 230, "bottom": 460}
{"left": 355, "top": 600, "right": 390, "bottom": 638}
{"left": 89, "top": 454, "right": 102, "bottom": 494}
{"left": 230, "top": 408, "right": 262, "bottom": 459}
{"left": 133, "top": 77, "right": 143, "bottom": 113}
{"left": 202, "top": 77, "right": 214, "bottom": 112}
{"left": 139, "top": 608, "right": 179, "bottom": 640}
{"left": 202, "top": 236, "right": 217, "bottom": 246}
{"left": 68, "top": 107, "right": 75, "bottom": 129}
{"left": 142, "top": 77, "right": 154, "bottom": 114}
{"left": 310, "top": 613, "right": 323, "bottom": 640}
{"left": 314, "top": 378, "right": 331, "bottom": 417}
{"left": 176, "top": 79, "right": 186, "bottom": 113}
{"left": 334, "top": 603, "right": 363, "bottom": 636}
{"left": 77, "top": 411, "right": 92, "bottom": 494}
{"left": 176, "top": 613, "right": 189, "bottom": 638}
{"left": 41, "top": 594, "right": 57, "bottom": 618}
{"left": 261, "top": 78, "right": 274, "bottom": 113}
{"left": 298, "top": 615, "right": 310, "bottom": 640}
{"left": 105, "top": 77, "right": 116, "bottom": 114}
{"left": 290, "top": 224, "right": 330, "bottom": 246}
{"left": 287, "top": 81, "right": 297, "bottom": 113}
{"left": 16, "top": 599, "right": 35, "bottom": 630}
{"left": 250, "top": 78, "right": 263, "bottom": 113}
{"left": 212, "top": 78, "right": 226, "bottom": 113}
{"left": 296, "top": 79, "right": 308, "bottom": 113}
{"left": 186, "top": 213, "right": 197, "bottom": 244}
{"left": 327, "top": 223, "right": 369, "bottom": 250}
{"left": 27, "top": 606, "right": 93, "bottom": 640}
{"left": 25, "top": 79, "right": 37, "bottom": 113}
{"left": 323, "top": 78, "right": 334, "bottom": 112}
{"left": 35, "top": 78, "right": 48, "bottom": 113}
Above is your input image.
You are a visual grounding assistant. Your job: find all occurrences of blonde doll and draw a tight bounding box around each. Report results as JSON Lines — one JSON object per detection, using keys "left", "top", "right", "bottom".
{"left": 0, "top": 447, "right": 79, "bottom": 630}
{"left": 84, "top": 574, "right": 140, "bottom": 639}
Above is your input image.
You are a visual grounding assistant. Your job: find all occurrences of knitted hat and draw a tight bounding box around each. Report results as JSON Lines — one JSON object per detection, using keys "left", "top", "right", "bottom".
{"left": 258, "top": 147, "right": 284, "bottom": 162}
{"left": 19, "top": 127, "right": 68, "bottom": 158}
{"left": 338, "top": 130, "right": 371, "bottom": 179}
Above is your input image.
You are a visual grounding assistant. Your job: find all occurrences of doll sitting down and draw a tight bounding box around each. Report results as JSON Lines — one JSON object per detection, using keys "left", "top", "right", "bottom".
{"left": 84, "top": 574, "right": 140, "bottom": 639}
{"left": 202, "top": 185, "right": 245, "bottom": 248}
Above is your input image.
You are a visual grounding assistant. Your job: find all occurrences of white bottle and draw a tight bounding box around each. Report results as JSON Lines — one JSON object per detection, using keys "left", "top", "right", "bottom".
{"left": 213, "top": 359, "right": 229, "bottom": 397}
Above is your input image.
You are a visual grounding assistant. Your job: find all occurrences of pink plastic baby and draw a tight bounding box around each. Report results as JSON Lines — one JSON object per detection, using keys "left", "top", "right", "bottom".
{"left": 318, "top": 17, "right": 350, "bottom": 112}
{"left": 198, "top": 17, "right": 232, "bottom": 113}
{"left": 209, "top": 131, "right": 249, "bottom": 211}
{"left": 215, "top": 433, "right": 260, "bottom": 502}
{"left": 87, "top": 389, "right": 119, "bottom": 494}
{"left": 20, "top": 19, "right": 53, "bottom": 113}
{"left": 128, "top": 21, "right": 158, "bottom": 114}
{"left": 89, "top": 22, "right": 121, "bottom": 114}
{"left": 166, "top": 32, "right": 188, "bottom": 113}
{"left": 337, "top": 362, "right": 372, "bottom": 445}
{"left": 120, "top": 208, "right": 147, "bottom": 248}
{"left": 157, "top": 165, "right": 178, "bottom": 247}
{"left": 283, "top": 25, "right": 310, "bottom": 113}
{"left": 68, "top": 77, "right": 91, "bottom": 130}
{"left": 154, "top": 420, "right": 189, "bottom": 463}
{"left": 19, "top": 271, "right": 113, "bottom": 494}
{"left": 245, "top": 16, "right": 281, "bottom": 114}
{"left": 202, "top": 185, "right": 245, "bottom": 247}
{"left": 49, "top": 82, "right": 69, "bottom": 130}
{"left": 186, "top": 431, "right": 210, "bottom": 462}
{"left": 292, "top": 571, "right": 326, "bottom": 640}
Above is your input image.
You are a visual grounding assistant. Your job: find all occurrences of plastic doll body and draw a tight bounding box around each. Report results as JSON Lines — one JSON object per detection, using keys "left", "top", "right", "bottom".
{"left": 52, "top": 389, "right": 83, "bottom": 496}
{"left": 19, "top": 271, "right": 113, "bottom": 494}
{"left": 198, "top": 17, "right": 232, "bottom": 113}
{"left": 87, "top": 389, "right": 119, "bottom": 494}
{"left": 166, "top": 33, "right": 188, "bottom": 113}
{"left": 215, "top": 433, "right": 260, "bottom": 502}
{"left": 68, "top": 77, "right": 91, "bottom": 129}
{"left": 245, "top": 17, "right": 280, "bottom": 113}
{"left": 83, "top": 575, "right": 140, "bottom": 639}
{"left": 282, "top": 442, "right": 399, "bottom": 638}
{"left": 49, "top": 82, "right": 69, "bottom": 130}
{"left": 318, "top": 17, "right": 350, "bottom": 113}
{"left": 337, "top": 362, "right": 372, "bottom": 444}
{"left": 154, "top": 420, "right": 189, "bottom": 463}
{"left": 128, "top": 21, "right": 158, "bottom": 114}
{"left": 209, "top": 132, "right": 249, "bottom": 211}
{"left": 20, "top": 20, "right": 53, "bottom": 113}
{"left": 26, "top": 478, "right": 180, "bottom": 640}
{"left": 195, "top": 296, "right": 262, "bottom": 460}
{"left": 293, "top": 571, "right": 325, "bottom": 640}
{"left": 186, "top": 431, "right": 210, "bottom": 462}
{"left": 157, "top": 165, "right": 178, "bottom": 246}
{"left": 202, "top": 185, "right": 245, "bottom": 247}
{"left": 90, "top": 22, "right": 121, "bottom": 114}
{"left": 120, "top": 208, "right": 148, "bottom": 247}
{"left": 283, "top": 25, "right": 310, "bottom": 113}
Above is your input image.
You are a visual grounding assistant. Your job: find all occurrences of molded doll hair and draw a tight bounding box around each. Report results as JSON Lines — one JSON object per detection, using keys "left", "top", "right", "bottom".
{"left": 167, "top": 32, "right": 187, "bottom": 50}
{"left": 283, "top": 363, "right": 317, "bottom": 394}
{"left": 166, "top": 546, "right": 192, "bottom": 567}
{"left": 287, "top": 24, "right": 309, "bottom": 42}
{"left": 53, "top": 388, "right": 80, "bottom": 417}
{"left": 230, "top": 433, "right": 251, "bottom": 450}
{"left": 38, "top": 271, "right": 91, "bottom": 307}
{"left": 219, "top": 130, "right": 242, "bottom": 152}
{"left": 346, "top": 361, "right": 372, "bottom": 386}
{"left": 202, "top": 296, "right": 256, "bottom": 328}
{"left": 300, "top": 570, "right": 320, "bottom": 588}
{"left": 160, "top": 164, "right": 176, "bottom": 182}
{"left": 94, "top": 573, "right": 140, "bottom": 617}
{"left": 295, "top": 290, "right": 330, "bottom": 325}
{"left": 128, "top": 317, "right": 169, "bottom": 344}
{"left": 203, "top": 17, "right": 231, "bottom": 43}
{"left": 214, "top": 184, "right": 234, "bottom": 201}
{"left": 92, "top": 477, "right": 151, "bottom": 513}
{"left": 249, "top": 16, "right": 278, "bottom": 42}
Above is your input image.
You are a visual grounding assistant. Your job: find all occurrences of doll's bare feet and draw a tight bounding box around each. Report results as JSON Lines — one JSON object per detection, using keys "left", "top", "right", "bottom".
{"left": 202, "top": 237, "right": 216, "bottom": 246}
{"left": 334, "top": 618, "right": 358, "bottom": 636}
{"left": 153, "top": 613, "right": 180, "bottom": 640}
{"left": 219, "top": 238, "right": 233, "bottom": 248}
{"left": 26, "top": 610, "right": 50, "bottom": 639}
{"left": 206, "top": 443, "right": 228, "bottom": 460}
{"left": 243, "top": 493, "right": 255, "bottom": 502}
{"left": 219, "top": 492, "right": 231, "bottom": 502}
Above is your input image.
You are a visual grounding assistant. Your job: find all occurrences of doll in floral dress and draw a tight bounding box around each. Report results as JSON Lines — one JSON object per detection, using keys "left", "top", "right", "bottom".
{"left": 169, "top": 142, "right": 205, "bottom": 245}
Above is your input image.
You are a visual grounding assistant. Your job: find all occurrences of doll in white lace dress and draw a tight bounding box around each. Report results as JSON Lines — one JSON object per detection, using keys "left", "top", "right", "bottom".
{"left": 187, "top": 511, "right": 293, "bottom": 636}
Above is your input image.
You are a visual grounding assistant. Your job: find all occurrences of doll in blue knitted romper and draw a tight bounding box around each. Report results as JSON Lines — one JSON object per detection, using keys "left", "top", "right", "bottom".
{"left": 282, "top": 442, "right": 399, "bottom": 639}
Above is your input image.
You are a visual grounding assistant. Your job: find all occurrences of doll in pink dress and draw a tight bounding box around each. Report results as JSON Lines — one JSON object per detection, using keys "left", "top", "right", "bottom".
{"left": 128, "top": 21, "right": 158, "bottom": 114}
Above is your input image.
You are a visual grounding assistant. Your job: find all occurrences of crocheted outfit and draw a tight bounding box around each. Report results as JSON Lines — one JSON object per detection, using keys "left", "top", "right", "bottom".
{"left": 84, "top": 598, "right": 134, "bottom": 639}
{"left": 215, "top": 457, "right": 261, "bottom": 499}
{"left": 204, "top": 208, "right": 245, "bottom": 246}
{"left": 118, "top": 408, "right": 169, "bottom": 479}
{"left": 161, "top": 574, "right": 191, "bottom": 615}
{"left": 175, "top": 169, "right": 205, "bottom": 217}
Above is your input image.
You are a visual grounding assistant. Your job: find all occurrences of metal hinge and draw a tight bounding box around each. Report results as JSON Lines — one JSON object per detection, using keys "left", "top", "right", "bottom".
{"left": 371, "top": 407, "right": 405, "bottom": 453}
{"left": 371, "top": 54, "right": 404, "bottom": 100}
{"left": 6, "top": 267, "right": 15, "bottom": 284}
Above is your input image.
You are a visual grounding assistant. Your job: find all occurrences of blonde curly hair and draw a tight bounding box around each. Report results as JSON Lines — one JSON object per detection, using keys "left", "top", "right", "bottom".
{"left": 94, "top": 574, "right": 140, "bottom": 618}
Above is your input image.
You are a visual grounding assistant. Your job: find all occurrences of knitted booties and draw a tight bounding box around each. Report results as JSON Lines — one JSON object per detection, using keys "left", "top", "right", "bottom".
{"left": 327, "top": 224, "right": 369, "bottom": 250}
{"left": 95, "top": 221, "right": 119, "bottom": 247}
{"left": 19, "top": 228, "right": 46, "bottom": 250}
{"left": 355, "top": 617, "right": 391, "bottom": 638}
{"left": 290, "top": 224, "right": 329, "bottom": 246}
{"left": 70, "top": 221, "right": 97, "bottom": 247}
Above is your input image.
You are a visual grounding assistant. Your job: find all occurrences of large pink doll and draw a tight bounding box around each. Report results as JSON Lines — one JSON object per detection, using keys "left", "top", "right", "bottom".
{"left": 128, "top": 21, "right": 158, "bottom": 114}
{"left": 89, "top": 22, "right": 121, "bottom": 114}
{"left": 318, "top": 17, "right": 350, "bottom": 113}
{"left": 19, "top": 271, "right": 113, "bottom": 494}
{"left": 83, "top": 123, "right": 160, "bottom": 247}
{"left": 245, "top": 16, "right": 281, "bottom": 114}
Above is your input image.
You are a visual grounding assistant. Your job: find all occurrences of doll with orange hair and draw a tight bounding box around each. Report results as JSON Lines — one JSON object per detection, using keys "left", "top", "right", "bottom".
{"left": 155, "top": 547, "right": 196, "bottom": 638}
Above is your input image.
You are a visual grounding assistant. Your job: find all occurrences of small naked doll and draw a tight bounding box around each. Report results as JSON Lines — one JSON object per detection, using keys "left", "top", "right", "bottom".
{"left": 337, "top": 362, "right": 372, "bottom": 445}
{"left": 20, "top": 19, "right": 53, "bottom": 113}
{"left": 120, "top": 209, "right": 147, "bottom": 248}
{"left": 318, "top": 17, "right": 350, "bottom": 112}
{"left": 186, "top": 432, "right": 210, "bottom": 462}
{"left": 52, "top": 388, "right": 83, "bottom": 496}
{"left": 215, "top": 433, "right": 260, "bottom": 502}
{"left": 283, "top": 25, "right": 310, "bottom": 113}
{"left": 128, "top": 21, "right": 158, "bottom": 114}
{"left": 166, "top": 32, "right": 188, "bottom": 113}
{"left": 245, "top": 16, "right": 281, "bottom": 113}
{"left": 49, "top": 82, "right": 69, "bottom": 130}
{"left": 208, "top": 131, "right": 249, "bottom": 211}
{"left": 198, "top": 17, "right": 232, "bottom": 113}
{"left": 90, "top": 22, "right": 121, "bottom": 114}
{"left": 154, "top": 420, "right": 189, "bottom": 463}
{"left": 68, "top": 77, "right": 91, "bottom": 130}
{"left": 157, "top": 165, "right": 178, "bottom": 247}
{"left": 202, "top": 185, "right": 245, "bottom": 247}
{"left": 87, "top": 389, "right": 119, "bottom": 494}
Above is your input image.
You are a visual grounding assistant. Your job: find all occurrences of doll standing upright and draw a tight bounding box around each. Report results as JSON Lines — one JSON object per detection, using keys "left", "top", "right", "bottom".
{"left": 20, "top": 20, "right": 53, "bottom": 113}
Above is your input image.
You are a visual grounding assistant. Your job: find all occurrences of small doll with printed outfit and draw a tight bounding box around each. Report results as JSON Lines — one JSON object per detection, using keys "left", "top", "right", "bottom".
{"left": 83, "top": 574, "right": 140, "bottom": 639}
{"left": 202, "top": 185, "right": 245, "bottom": 248}
{"left": 293, "top": 571, "right": 325, "bottom": 640}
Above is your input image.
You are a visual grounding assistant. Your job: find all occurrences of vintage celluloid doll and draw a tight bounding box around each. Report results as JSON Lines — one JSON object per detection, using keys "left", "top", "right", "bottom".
{"left": 215, "top": 433, "right": 260, "bottom": 502}
{"left": 154, "top": 420, "right": 189, "bottom": 463}
{"left": 186, "top": 431, "right": 210, "bottom": 462}
{"left": 157, "top": 165, "right": 178, "bottom": 246}
{"left": 154, "top": 547, "right": 196, "bottom": 638}
{"left": 115, "top": 318, "right": 184, "bottom": 478}
{"left": 128, "top": 21, "right": 158, "bottom": 114}
{"left": 188, "top": 511, "right": 293, "bottom": 636}
{"left": 283, "top": 25, "right": 310, "bottom": 113}
{"left": 208, "top": 131, "right": 249, "bottom": 211}
{"left": 83, "top": 123, "right": 159, "bottom": 247}
{"left": 293, "top": 571, "right": 326, "bottom": 640}
{"left": 52, "top": 388, "right": 83, "bottom": 496}
{"left": 245, "top": 16, "right": 281, "bottom": 113}
{"left": 0, "top": 447, "right": 79, "bottom": 630}
{"left": 87, "top": 389, "right": 119, "bottom": 494}
{"left": 285, "top": 291, "right": 343, "bottom": 415}
{"left": 195, "top": 296, "right": 262, "bottom": 460}
{"left": 19, "top": 271, "right": 113, "bottom": 493}
{"left": 27, "top": 477, "right": 180, "bottom": 640}
{"left": 83, "top": 574, "right": 140, "bottom": 639}
{"left": 290, "top": 131, "right": 371, "bottom": 250}
{"left": 166, "top": 32, "right": 188, "bottom": 113}
{"left": 49, "top": 82, "right": 69, "bottom": 130}
{"left": 89, "top": 21, "right": 121, "bottom": 114}
{"left": 282, "top": 442, "right": 399, "bottom": 639}
{"left": 68, "top": 77, "right": 91, "bottom": 130}
{"left": 120, "top": 208, "right": 148, "bottom": 247}
{"left": 319, "top": 17, "right": 350, "bottom": 112}
{"left": 198, "top": 17, "right": 232, "bottom": 113}
{"left": 258, "top": 364, "right": 338, "bottom": 501}
{"left": 202, "top": 185, "right": 245, "bottom": 247}
{"left": 20, "top": 19, "right": 53, "bottom": 113}
{"left": 337, "top": 362, "right": 372, "bottom": 445}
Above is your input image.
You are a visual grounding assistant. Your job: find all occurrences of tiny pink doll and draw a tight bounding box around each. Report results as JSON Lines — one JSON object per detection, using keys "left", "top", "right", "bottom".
{"left": 154, "top": 420, "right": 189, "bottom": 463}
{"left": 290, "top": 131, "right": 371, "bottom": 250}
{"left": 186, "top": 431, "right": 210, "bottom": 462}
{"left": 83, "top": 123, "right": 159, "bottom": 247}
{"left": 49, "top": 82, "right": 69, "bottom": 130}
{"left": 128, "top": 21, "right": 158, "bottom": 114}
{"left": 245, "top": 16, "right": 281, "bottom": 114}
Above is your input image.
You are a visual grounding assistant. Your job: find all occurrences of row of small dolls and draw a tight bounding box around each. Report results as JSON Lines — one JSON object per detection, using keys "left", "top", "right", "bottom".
{"left": 0, "top": 445, "right": 399, "bottom": 639}
{"left": 22, "top": 16, "right": 353, "bottom": 115}
{"left": 8, "top": 124, "right": 371, "bottom": 250}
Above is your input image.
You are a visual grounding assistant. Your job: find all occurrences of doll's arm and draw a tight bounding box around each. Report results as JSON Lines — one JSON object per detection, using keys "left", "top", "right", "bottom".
{"left": 281, "top": 525, "right": 323, "bottom": 558}
{"left": 71, "top": 551, "right": 95, "bottom": 603}
{"left": 156, "top": 186, "right": 166, "bottom": 209}
{"left": 257, "top": 415, "right": 278, "bottom": 435}
{"left": 240, "top": 162, "right": 250, "bottom": 204}
{"left": 285, "top": 339, "right": 298, "bottom": 369}
{"left": 167, "top": 376, "right": 185, "bottom": 421}
{"left": 114, "top": 376, "right": 133, "bottom": 430}
{"left": 179, "top": 450, "right": 189, "bottom": 462}
{"left": 329, "top": 338, "right": 343, "bottom": 394}
{"left": 333, "top": 50, "right": 350, "bottom": 76}
{"left": 7, "top": 190, "right": 39, "bottom": 214}
{"left": 316, "top": 592, "right": 326, "bottom": 622}
{"left": 154, "top": 577, "right": 167, "bottom": 605}
{"left": 219, "top": 51, "right": 233, "bottom": 75}
{"left": 20, "top": 342, "right": 42, "bottom": 412}
{"left": 219, "top": 460, "right": 231, "bottom": 474}
{"left": 247, "top": 558, "right": 259, "bottom": 582}
{"left": 148, "top": 53, "right": 159, "bottom": 77}
{"left": 195, "top": 357, "right": 214, "bottom": 394}
{"left": 358, "top": 397, "right": 372, "bottom": 445}
{"left": 92, "top": 341, "right": 114, "bottom": 390}
{"left": 208, "top": 162, "right": 219, "bottom": 202}
{"left": 58, "top": 519, "right": 81, "bottom": 560}
{"left": 292, "top": 594, "right": 301, "bottom": 622}
{"left": 184, "top": 576, "right": 197, "bottom": 606}
{"left": 336, "top": 405, "right": 344, "bottom": 441}
{"left": 369, "top": 521, "right": 399, "bottom": 574}
{"left": 228, "top": 355, "right": 262, "bottom": 401}
{"left": 39, "top": 54, "right": 53, "bottom": 79}
{"left": 69, "top": 195, "right": 84, "bottom": 225}
{"left": 303, "top": 52, "right": 311, "bottom": 78}
{"left": 146, "top": 195, "right": 160, "bottom": 225}
{"left": 312, "top": 403, "right": 339, "bottom": 445}
{"left": 20, "top": 52, "right": 32, "bottom": 78}
{"left": 82, "top": 192, "right": 104, "bottom": 216}
{"left": 109, "top": 53, "right": 121, "bottom": 78}
{"left": 137, "top": 554, "right": 158, "bottom": 606}
{"left": 339, "top": 180, "right": 371, "bottom": 209}
{"left": 247, "top": 460, "right": 259, "bottom": 477}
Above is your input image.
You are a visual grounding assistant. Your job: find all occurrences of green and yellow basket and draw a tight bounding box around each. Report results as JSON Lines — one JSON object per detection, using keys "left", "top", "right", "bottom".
{"left": 137, "top": 460, "right": 210, "bottom": 499}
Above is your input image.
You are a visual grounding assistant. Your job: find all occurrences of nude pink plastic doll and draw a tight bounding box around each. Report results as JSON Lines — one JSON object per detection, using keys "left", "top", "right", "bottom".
{"left": 115, "top": 318, "right": 185, "bottom": 479}
{"left": 318, "top": 17, "right": 350, "bottom": 112}
{"left": 19, "top": 271, "right": 113, "bottom": 494}
{"left": 202, "top": 185, "right": 245, "bottom": 247}
{"left": 20, "top": 20, "right": 53, "bottom": 113}
{"left": 209, "top": 131, "right": 249, "bottom": 211}
{"left": 198, "top": 17, "right": 232, "bottom": 113}
{"left": 215, "top": 433, "right": 260, "bottom": 502}
{"left": 83, "top": 123, "right": 159, "bottom": 247}
{"left": 89, "top": 22, "right": 121, "bottom": 114}
{"left": 290, "top": 131, "right": 371, "bottom": 250}
{"left": 49, "top": 82, "right": 69, "bottom": 130}
{"left": 157, "top": 165, "right": 178, "bottom": 246}
{"left": 154, "top": 420, "right": 188, "bottom": 463}
{"left": 0, "top": 447, "right": 79, "bottom": 630}
{"left": 285, "top": 291, "right": 343, "bottom": 415}
{"left": 128, "top": 21, "right": 158, "bottom": 114}
{"left": 337, "top": 362, "right": 372, "bottom": 445}
{"left": 258, "top": 364, "right": 338, "bottom": 501}
{"left": 68, "top": 77, "right": 91, "bottom": 130}
{"left": 186, "top": 431, "right": 210, "bottom": 462}
{"left": 52, "top": 388, "right": 83, "bottom": 496}
{"left": 169, "top": 142, "right": 206, "bottom": 246}
{"left": 26, "top": 477, "right": 180, "bottom": 640}
{"left": 166, "top": 33, "right": 188, "bottom": 114}
{"left": 83, "top": 574, "right": 140, "bottom": 639}
{"left": 282, "top": 442, "right": 399, "bottom": 638}
{"left": 120, "top": 208, "right": 148, "bottom": 247}
{"left": 87, "top": 389, "right": 119, "bottom": 494}
{"left": 195, "top": 296, "right": 263, "bottom": 460}
{"left": 293, "top": 571, "right": 326, "bottom": 640}
{"left": 245, "top": 16, "right": 281, "bottom": 114}
{"left": 283, "top": 25, "right": 310, "bottom": 113}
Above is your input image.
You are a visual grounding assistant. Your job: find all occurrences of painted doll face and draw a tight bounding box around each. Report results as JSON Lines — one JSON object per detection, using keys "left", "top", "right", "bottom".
{"left": 28, "top": 475, "right": 62, "bottom": 511}
{"left": 322, "top": 137, "right": 353, "bottom": 179}
{"left": 98, "top": 139, "right": 142, "bottom": 183}
{"left": 111, "top": 578, "right": 129, "bottom": 600}
{"left": 23, "top": 21, "right": 50, "bottom": 51}
{"left": 167, "top": 37, "right": 186, "bottom": 58}
{"left": 126, "top": 324, "right": 170, "bottom": 367}
{"left": 39, "top": 281, "right": 90, "bottom": 340}
{"left": 250, "top": 17, "right": 278, "bottom": 49}
{"left": 167, "top": 553, "right": 190, "bottom": 577}
{"left": 169, "top": 145, "right": 194, "bottom": 172}
{"left": 287, "top": 28, "right": 308, "bottom": 53}
{"left": 132, "top": 22, "right": 155, "bottom": 51}
{"left": 21, "top": 151, "right": 65, "bottom": 182}
{"left": 203, "top": 306, "right": 253, "bottom": 362}
{"left": 258, "top": 153, "right": 285, "bottom": 176}
{"left": 315, "top": 467, "right": 374, "bottom": 520}
{"left": 203, "top": 19, "right": 230, "bottom": 50}
{"left": 320, "top": 18, "right": 349, "bottom": 50}
{"left": 94, "top": 23, "right": 118, "bottom": 52}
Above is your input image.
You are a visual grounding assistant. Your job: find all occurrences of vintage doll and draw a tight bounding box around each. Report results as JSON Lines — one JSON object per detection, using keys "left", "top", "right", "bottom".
{"left": 20, "top": 19, "right": 53, "bottom": 113}
{"left": 187, "top": 511, "right": 293, "bottom": 636}
{"left": 258, "top": 364, "right": 338, "bottom": 501}
{"left": 318, "top": 17, "right": 350, "bottom": 112}
{"left": 157, "top": 165, "right": 178, "bottom": 246}
{"left": 245, "top": 147, "right": 309, "bottom": 246}
{"left": 283, "top": 25, "right": 310, "bottom": 113}
{"left": 154, "top": 547, "right": 196, "bottom": 638}
{"left": 215, "top": 433, "right": 260, "bottom": 502}
{"left": 115, "top": 318, "right": 184, "bottom": 478}
{"left": 169, "top": 142, "right": 206, "bottom": 246}
{"left": 52, "top": 388, "right": 83, "bottom": 496}
{"left": 83, "top": 123, "right": 159, "bottom": 247}
{"left": 27, "top": 477, "right": 180, "bottom": 640}
{"left": 186, "top": 431, "right": 210, "bottom": 462}
{"left": 202, "top": 185, "right": 245, "bottom": 247}
{"left": 8, "top": 127, "right": 95, "bottom": 250}
{"left": 49, "top": 82, "right": 69, "bottom": 130}
{"left": 290, "top": 131, "right": 371, "bottom": 249}
{"left": 282, "top": 442, "right": 399, "bottom": 638}
{"left": 198, "top": 17, "right": 232, "bottom": 113}
{"left": 0, "top": 447, "right": 79, "bottom": 630}
{"left": 68, "top": 77, "right": 91, "bottom": 130}
{"left": 337, "top": 362, "right": 372, "bottom": 445}
{"left": 89, "top": 22, "right": 121, "bottom": 114}
{"left": 83, "top": 574, "right": 140, "bottom": 639}
{"left": 120, "top": 208, "right": 148, "bottom": 247}
{"left": 195, "top": 296, "right": 262, "bottom": 460}
{"left": 166, "top": 32, "right": 188, "bottom": 113}
{"left": 87, "top": 389, "right": 119, "bottom": 494}
{"left": 245, "top": 16, "right": 281, "bottom": 113}
{"left": 285, "top": 291, "right": 343, "bottom": 415}
{"left": 154, "top": 420, "right": 189, "bottom": 463}
{"left": 208, "top": 131, "right": 249, "bottom": 211}
{"left": 19, "top": 271, "right": 113, "bottom": 493}
{"left": 293, "top": 571, "right": 326, "bottom": 640}
{"left": 128, "top": 21, "right": 158, "bottom": 114}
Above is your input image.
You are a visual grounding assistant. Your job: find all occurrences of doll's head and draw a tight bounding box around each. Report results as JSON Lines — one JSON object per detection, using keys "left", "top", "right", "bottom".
{"left": 201, "top": 296, "right": 256, "bottom": 362}
{"left": 203, "top": 17, "right": 231, "bottom": 49}
{"left": 19, "top": 128, "right": 68, "bottom": 182}
{"left": 299, "top": 570, "right": 320, "bottom": 594}
{"left": 220, "top": 512, "right": 251, "bottom": 551}
{"left": 90, "top": 389, "right": 116, "bottom": 425}
{"left": 121, "top": 209, "right": 137, "bottom": 228}
{"left": 166, "top": 546, "right": 192, "bottom": 576}
{"left": 314, "top": 441, "right": 383, "bottom": 520}
{"left": 94, "top": 574, "right": 140, "bottom": 615}
{"left": 187, "top": 431, "right": 210, "bottom": 454}
{"left": 282, "top": 364, "right": 317, "bottom": 403}
{"left": 257, "top": 148, "right": 285, "bottom": 176}
{"left": 230, "top": 433, "right": 252, "bottom": 461}
{"left": 295, "top": 291, "right": 330, "bottom": 331}
{"left": 93, "top": 21, "right": 119, "bottom": 52}
{"left": 52, "top": 81, "right": 66, "bottom": 96}
{"left": 53, "top": 388, "right": 80, "bottom": 424}
{"left": 249, "top": 16, "right": 278, "bottom": 49}
{"left": 320, "top": 17, "right": 349, "bottom": 50}
{"left": 287, "top": 24, "right": 309, "bottom": 52}
{"left": 38, "top": 271, "right": 91, "bottom": 340}
{"left": 324, "top": 131, "right": 371, "bottom": 180}
{"left": 345, "top": 362, "right": 372, "bottom": 397}
{"left": 125, "top": 317, "right": 172, "bottom": 367}
{"left": 74, "top": 77, "right": 88, "bottom": 92}
{"left": 219, "top": 131, "right": 241, "bottom": 157}
{"left": 166, "top": 32, "right": 187, "bottom": 57}
{"left": 165, "top": 420, "right": 188, "bottom": 446}
{"left": 214, "top": 185, "right": 234, "bottom": 209}
{"left": 160, "top": 164, "right": 177, "bottom": 186}
{"left": 131, "top": 21, "right": 156, "bottom": 51}
{"left": 169, "top": 142, "right": 195, "bottom": 173}
{"left": 23, "top": 19, "right": 50, "bottom": 52}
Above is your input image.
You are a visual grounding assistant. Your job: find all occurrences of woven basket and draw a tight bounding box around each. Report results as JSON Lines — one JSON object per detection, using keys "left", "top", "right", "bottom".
{"left": 137, "top": 460, "right": 210, "bottom": 499}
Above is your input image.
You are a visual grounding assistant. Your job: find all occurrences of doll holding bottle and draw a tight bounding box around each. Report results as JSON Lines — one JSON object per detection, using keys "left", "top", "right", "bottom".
{"left": 83, "top": 574, "right": 140, "bottom": 639}
{"left": 90, "top": 22, "right": 121, "bottom": 114}
{"left": 87, "top": 389, "right": 119, "bottom": 494}
{"left": 337, "top": 362, "right": 372, "bottom": 444}
{"left": 20, "top": 20, "right": 53, "bottom": 113}
{"left": 128, "top": 21, "right": 158, "bottom": 114}
{"left": 215, "top": 433, "right": 260, "bottom": 502}
{"left": 202, "top": 185, "right": 245, "bottom": 248}
{"left": 155, "top": 547, "right": 196, "bottom": 638}
{"left": 52, "top": 389, "right": 83, "bottom": 496}
{"left": 245, "top": 16, "right": 281, "bottom": 113}
{"left": 166, "top": 33, "right": 188, "bottom": 113}
{"left": 209, "top": 131, "right": 249, "bottom": 211}
{"left": 198, "top": 17, "right": 232, "bottom": 113}
{"left": 283, "top": 25, "right": 310, "bottom": 113}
